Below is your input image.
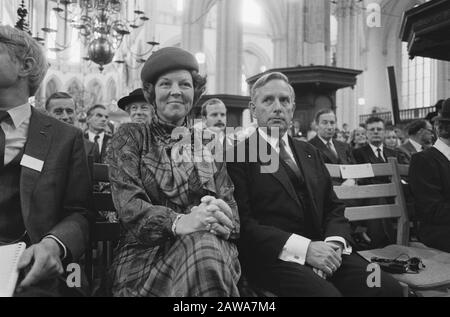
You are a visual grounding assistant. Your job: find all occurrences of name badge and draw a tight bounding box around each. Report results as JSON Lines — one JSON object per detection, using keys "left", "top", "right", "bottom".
{"left": 20, "top": 154, "right": 44, "bottom": 173}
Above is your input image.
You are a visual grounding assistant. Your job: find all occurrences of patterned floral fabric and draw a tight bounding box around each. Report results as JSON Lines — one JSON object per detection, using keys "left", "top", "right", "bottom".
{"left": 106, "top": 117, "right": 241, "bottom": 297}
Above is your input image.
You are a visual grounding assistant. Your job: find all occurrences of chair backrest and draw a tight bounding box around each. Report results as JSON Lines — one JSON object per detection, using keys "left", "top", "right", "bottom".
{"left": 326, "top": 158, "right": 409, "bottom": 245}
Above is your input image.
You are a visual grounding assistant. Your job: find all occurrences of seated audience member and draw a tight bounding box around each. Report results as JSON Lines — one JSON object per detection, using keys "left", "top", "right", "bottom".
{"left": 384, "top": 128, "right": 400, "bottom": 150}
{"left": 107, "top": 47, "right": 240, "bottom": 297}
{"left": 425, "top": 99, "right": 444, "bottom": 124}
{"left": 353, "top": 117, "right": 404, "bottom": 248}
{"left": 0, "top": 25, "right": 91, "bottom": 297}
{"left": 397, "top": 119, "right": 434, "bottom": 165}
{"left": 227, "top": 72, "right": 402, "bottom": 297}
{"left": 409, "top": 99, "right": 450, "bottom": 252}
{"left": 348, "top": 126, "right": 367, "bottom": 150}
{"left": 45, "top": 92, "right": 98, "bottom": 159}
{"left": 117, "top": 88, "right": 152, "bottom": 124}
{"left": 309, "top": 109, "right": 355, "bottom": 186}
{"left": 84, "top": 104, "right": 111, "bottom": 163}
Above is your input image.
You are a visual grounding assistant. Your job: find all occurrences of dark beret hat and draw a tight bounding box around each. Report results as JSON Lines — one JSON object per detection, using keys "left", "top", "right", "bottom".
{"left": 117, "top": 88, "right": 147, "bottom": 111}
{"left": 141, "top": 47, "right": 199, "bottom": 85}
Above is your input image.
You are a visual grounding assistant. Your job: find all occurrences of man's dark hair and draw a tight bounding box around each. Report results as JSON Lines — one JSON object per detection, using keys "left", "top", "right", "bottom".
{"left": 87, "top": 104, "right": 107, "bottom": 118}
{"left": 200, "top": 98, "right": 226, "bottom": 117}
{"left": 434, "top": 99, "right": 444, "bottom": 112}
{"left": 365, "top": 116, "right": 385, "bottom": 126}
{"left": 314, "top": 109, "right": 336, "bottom": 124}
{"left": 437, "top": 121, "right": 450, "bottom": 139}
{"left": 45, "top": 92, "right": 73, "bottom": 111}
{"left": 407, "top": 119, "right": 429, "bottom": 136}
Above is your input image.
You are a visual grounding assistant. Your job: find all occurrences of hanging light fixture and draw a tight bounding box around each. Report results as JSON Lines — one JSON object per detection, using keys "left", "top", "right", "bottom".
{"left": 41, "top": 0, "right": 159, "bottom": 71}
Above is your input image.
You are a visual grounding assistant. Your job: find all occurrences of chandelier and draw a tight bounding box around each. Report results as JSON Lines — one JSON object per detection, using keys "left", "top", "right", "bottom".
{"left": 41, "top": 0, "right": 158, "bottom": 71}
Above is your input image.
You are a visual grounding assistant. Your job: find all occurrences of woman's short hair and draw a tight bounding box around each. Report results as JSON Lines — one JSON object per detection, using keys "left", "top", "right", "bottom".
{"left": 0, "top": 25, "right": 49, "bottom": 96}
{"left": 142, "top": 70, "right": 207, "bottom": 112}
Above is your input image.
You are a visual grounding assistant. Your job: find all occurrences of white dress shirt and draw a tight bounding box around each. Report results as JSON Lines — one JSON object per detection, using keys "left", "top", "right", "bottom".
{"left": 258, "top": 129, "right": 352, "bottom": 266}
{"left": 369, "top": 143, "right": 386, "bottom": 161}
{"left": 434, "top": 138, "right": 450, "bottom": 162}
{"left": 409, "top": 139, "right": 423, "bottom": 153}
{"left": 88, "top": 131, "right": 105, "bottom": 153}
{"left": 1, "top": 103, "right": 31, "bottom": 166}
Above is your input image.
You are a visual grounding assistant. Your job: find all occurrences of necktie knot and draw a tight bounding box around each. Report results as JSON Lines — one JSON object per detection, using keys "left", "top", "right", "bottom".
{"left": 94, "top": 135, "right": 100, "bottom": 143}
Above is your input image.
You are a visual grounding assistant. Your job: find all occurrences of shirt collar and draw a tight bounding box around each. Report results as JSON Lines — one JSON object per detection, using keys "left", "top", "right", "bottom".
{"left": 318, "top": 135, "right": 333, "bottom": 146}
{"left": 5, "top": 103, "right": 31, "bottom": 129}
{"left": 369, "top": 143, "right": 384, "bottom": 154}
{"left": 258, "top": 128, "right": 289, "bottom": 150}
{"left": 434, "top": 138, "right": 450, "bottom": 162}
{"left": 409, "top": 139, "right": 423, "bottom": 152}
{"left": 89, "top": 130, "right": 105, "bottom": 139}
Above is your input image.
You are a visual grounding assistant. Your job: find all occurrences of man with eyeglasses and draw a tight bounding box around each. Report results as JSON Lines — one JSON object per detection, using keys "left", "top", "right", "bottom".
{"left": 45, "top": 92, "right": 98, "bottom": 161}
{"left": 0, "top": 25, "right": 91, "bottom": 296}
{"left": 397, "top": 119, "right": 434, "bottom": 165}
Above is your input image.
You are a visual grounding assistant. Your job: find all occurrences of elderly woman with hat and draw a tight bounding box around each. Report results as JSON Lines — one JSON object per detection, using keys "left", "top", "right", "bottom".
{"left": 409, "top": 98, "right": 450, "bottom": 252}
{"left": 118, "top": 88, "right": 153, "bottom": 124}
{"left": 106, "top": 47, "right": 241, "bottom": 296}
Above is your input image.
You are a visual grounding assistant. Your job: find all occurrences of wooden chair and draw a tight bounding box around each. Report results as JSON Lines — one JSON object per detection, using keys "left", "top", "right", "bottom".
{"left": 326, "top": 158, "right": 450, "bottom": 296}
{"left": 85, "top": 162, "right": 120, "bottom": 295}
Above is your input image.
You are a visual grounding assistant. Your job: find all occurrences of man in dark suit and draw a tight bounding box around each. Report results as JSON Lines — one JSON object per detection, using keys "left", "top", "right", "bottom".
{"left": 397, "top": 119, "right": 434, "bottom": 165}
{"left": 84, "top": 104, "right": 111, "bottom": 163}
{"left": 0, "top": 25, "right": 92, "bottom": 296}
{"left": 45, "top": 92, "right": 98, "bottom": 160}
{"left": 410, "top": 99, "right": 450, "bottom": 252}
{"left": 227, "top": 72, "right": 402, "bottom": 297}
{"left": 309, "top": 109, "right": 355, "bottom": 186}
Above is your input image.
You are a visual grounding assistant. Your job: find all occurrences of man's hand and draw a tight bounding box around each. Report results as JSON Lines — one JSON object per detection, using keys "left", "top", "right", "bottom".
{"left": 16, "top": 238, "right": 64, "bottom": 291}
{"left": 306, "top": 242, "right": 342, "bottom": 277}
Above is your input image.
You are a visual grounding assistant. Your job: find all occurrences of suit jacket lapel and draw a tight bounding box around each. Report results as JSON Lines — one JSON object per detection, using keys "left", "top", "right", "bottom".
{"left": 255, "top": 131, "right": 303, "bottom": 210}
{"left": 291, "top": 138, "right": 322, "bottom": 230}
{"left": 313, "top": 137, "right": 338, "bottom": 164}
{"left": 21, "top": 109, "right": 52, "bottom": 221}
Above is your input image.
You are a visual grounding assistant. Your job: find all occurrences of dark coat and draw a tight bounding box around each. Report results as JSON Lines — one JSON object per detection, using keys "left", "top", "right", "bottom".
{"left": 409, "top": 147, "right": 450, "bottom": 252}
{"left": 309, "top": 136, "right": 355, "bottom": 164}
{"left": 84, "top": 132, "right": 111, "bottom": 163}
{"left": 227, "top": 131, "right": 351, "bottom": 269}
{"left": 20, "top": 109, "right": 92, "bottom": 260}
{"left": 397, "top": 140, "right": 418, "bottom": 165}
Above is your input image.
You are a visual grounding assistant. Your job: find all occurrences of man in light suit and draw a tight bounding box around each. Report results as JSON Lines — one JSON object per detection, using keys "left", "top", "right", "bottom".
{"left": 397, "top": 119, "right": 434, "bottom": 165}
{"left": 0, "top": 26, "right": 92, "bottom": 296}
{"left": 227, "top": 72, "right": 402, "bottom": 297}
{"left": 410, "top": 99, "right": 450, "bottom": 252}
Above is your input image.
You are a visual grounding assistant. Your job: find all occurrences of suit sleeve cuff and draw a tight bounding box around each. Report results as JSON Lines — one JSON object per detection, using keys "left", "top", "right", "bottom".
{"left": 325, "top": 236, "right": 352, "bottom": 255}
{"left": 279, "top": 234, "right": 311, "bottom": 265}
{"left": 43, "top": 235, "right": 68, "bottom": 260}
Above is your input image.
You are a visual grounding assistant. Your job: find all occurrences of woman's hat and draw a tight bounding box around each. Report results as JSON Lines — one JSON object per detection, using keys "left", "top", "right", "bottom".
{"left": 141, "top": 47, "right": 199, "bottom": 85}
{"left": 117, "top": 89, "right": 147, "bottom": 111}
{"left": 435, "top": 98, "right": 450, "bottom": 122}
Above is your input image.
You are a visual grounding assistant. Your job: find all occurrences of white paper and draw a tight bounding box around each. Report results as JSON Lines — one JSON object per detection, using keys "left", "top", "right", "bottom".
{"left": 0, "top": 242, "right": 26, "bottom": 297}
{"left": 340, "top": 164, "right": 374, "bottom": 179}
{"left": 20, "top": 155, "right": 44, "bottom": 172}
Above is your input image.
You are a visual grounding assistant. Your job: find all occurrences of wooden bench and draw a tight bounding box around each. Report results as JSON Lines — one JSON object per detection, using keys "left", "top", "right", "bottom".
{"left": 326, "top": 158, "right": 450, "bottom": 296}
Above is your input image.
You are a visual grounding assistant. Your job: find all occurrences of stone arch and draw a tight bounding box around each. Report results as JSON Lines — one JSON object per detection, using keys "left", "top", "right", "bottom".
{"left": 106, "top": 78, "right": 118, "bottom": 104}
{"left": 66, "top": 78, "right": 85, "bottom": 111}
{"left": 85, "top": 79, "right": 104, "bottom": 108}
{"left": 243, "top": 42, "right": 272, "bottom": 77}
{"left": 44, "top": 76, "right": 63, "bottom": 100}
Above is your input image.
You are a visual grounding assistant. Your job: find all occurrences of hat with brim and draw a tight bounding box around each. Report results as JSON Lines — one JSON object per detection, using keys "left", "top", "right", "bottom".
{"left": 141, "top": 47, "right": 199, "bottom": 85}
{"left": 118, "top": 88, "right": 147, "bottom": 111}
{"left": 435, "top": 98, "right": 450, "bottom": 122}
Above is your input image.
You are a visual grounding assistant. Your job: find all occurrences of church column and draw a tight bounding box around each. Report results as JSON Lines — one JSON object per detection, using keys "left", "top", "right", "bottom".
{"left": 335, "top": 0, "right": 361, "bottom": 129}
{"left": 181, "top": 0, "right": 205, "bottom": 54}
{"left": 215, "top": 0, "right": 243, "bottom": 95}
{"left": 436, "top": 60, "right": 450, "bottom": 101}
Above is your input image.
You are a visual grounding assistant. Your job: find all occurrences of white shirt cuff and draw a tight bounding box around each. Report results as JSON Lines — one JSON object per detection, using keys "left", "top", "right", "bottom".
{"left": 44, "top": 235, "right": 68, "bottom": 260}
{"left": 325, "top": 236, "right": 352, "bottom": 255}
{"left": 279, "top": 234, "right": 311, "bottom": 265}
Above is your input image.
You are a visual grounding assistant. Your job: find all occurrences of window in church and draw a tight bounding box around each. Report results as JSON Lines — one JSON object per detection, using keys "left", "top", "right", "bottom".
{"left": 401, "top": 42, "right": 434, "bottom": 109}
{"left": 242, "top": 0, "right": 262, "bottom": 26}
{"left": 69, "top": 29, "right": 81, "bottom": 63}
{"left": 47, "top": 10, "right": 58, "bottom": 60}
